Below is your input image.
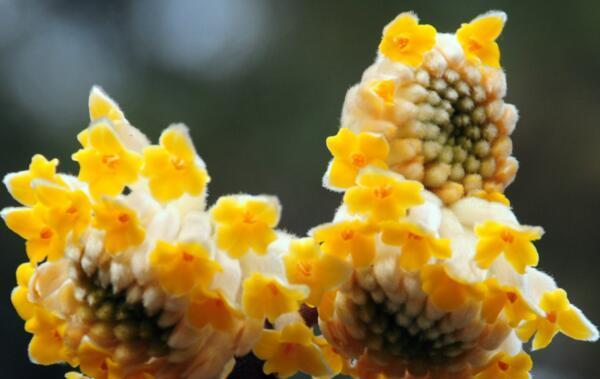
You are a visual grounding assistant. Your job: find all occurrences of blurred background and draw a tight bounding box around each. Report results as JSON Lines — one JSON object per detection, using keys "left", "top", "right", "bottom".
{"left": 0, "top": 0, "right": 598, "bottom": 377}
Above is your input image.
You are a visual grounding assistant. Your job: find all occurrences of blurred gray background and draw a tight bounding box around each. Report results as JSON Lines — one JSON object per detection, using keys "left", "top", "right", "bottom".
{"left": 0, "top": 0, "right": 598, "bottom": 377}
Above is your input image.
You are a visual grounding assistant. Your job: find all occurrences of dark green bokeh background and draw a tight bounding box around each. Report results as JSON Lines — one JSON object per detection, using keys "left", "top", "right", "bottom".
{"left": 0, "top": 1, "right": 598, "bottom": 377}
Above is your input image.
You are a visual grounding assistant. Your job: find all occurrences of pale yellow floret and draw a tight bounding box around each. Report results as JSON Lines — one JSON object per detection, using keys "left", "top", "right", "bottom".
{"left": 378, "top": 12, "right": 437, "bottom": 67}
{"left": 481, "top": 278, "right": 535, "bottom": 327}
{"left": 457, "top": 12, "right": 506, "bottom": 68}
{"left": 475, "top": 221, "right": 542, "bottom": 274}
{"left": 369, "top": 79, "right": 396, "bottom": 106}
{"left": 24, "top": 307, "right": 72, "bottom": 365}
{"left": 211, "top": 196, "right": 279, "bottom": 258}
{"left": 72, "top": 122, "right": 142, "bottom": 198}
{"left": 3, "top": 205, "right": 65, "bottom": 263}
{"left": 253, "top": 322, "right": 333, "bottom": 378}
{"left": 343, "top": 169, "right": 424, "bottom": 222}
{"left": 380, "top": 220, "right": 451, "bottom": 271}
{"left": 11, "top": 262, "right": 36, "bottom": 321}
{"left": 242, "top": 273, "right": 306, "bottom": 322}
{"left": 283, "top": 237, "right": 352, "bottom": 306}
{"left": 474, "top": 352, "right": 532, "bottom": 379}
{"left": 4, "top": 154, "right": 65, "bottom": 207}
{"left": 517, "top": 288, "right": 598, "bottom": 350}
{"left": 311, "top": 220, "right": 378, "bottom": 267}
{"left": 420, "top": 264, "right": 484, "bottom": 311}
{"left": 92, "top": 198, "right": 145, "bottom": 254}
{"left": 325, "top": 128, "right": 389, "bottom": 190}
{"left": 142, "top": 126, "right": 210, "bottom": 202}
{"left": 187, "top": 289, "right": 242, "bottom": 333}
{"left": 149, "top": 240, "right": 222, "bottom": 296}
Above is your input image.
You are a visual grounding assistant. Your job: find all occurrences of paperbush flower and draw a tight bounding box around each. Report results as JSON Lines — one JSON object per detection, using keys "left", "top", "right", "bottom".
{"left": 2, "top": 9, "right": 599, "bottom": 379}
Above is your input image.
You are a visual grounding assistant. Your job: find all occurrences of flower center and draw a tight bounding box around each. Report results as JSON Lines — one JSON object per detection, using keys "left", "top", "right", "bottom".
{"left": 242, "top": 211, "right": 256, "bottom": 224}
{"left": 298, "top": 261, "right": 313, "bottom": 277}
{"left": 267, "top": 282, "right": 280, "bottom": 296}
{"left": 547, "top": 311, "right": 557, "bottom": 324}
{"left": 117, "top": 213, "right": 130, "bottom": 224}
{"left": 350, "top": 153, "right": 367, "bottom": 168}
{"left": 170, "top": 156, "right": 186, "bottom": 171}
{"left": 182, "top": 252, "right": 194, "bottom": 262}
{"left": 101, "top": 154, "right": 120, "bottom": 169}
{"left": 468, "top": 38, "right": 482, "bottom": 52}
{"left": 506, "top": 291, "right": 518, "bottom": 303}
{"left": 40, "top": 227, "right": 53, "bottom": 240}
{"left": 340, "top": 229, "right": 355, "bottom": 241}
{"left": 66, "top": 205, "right": 78, "bottom": 215}
{"left": 407, "top": 232, "right": 423, "bottom": 241}
{"left": 392, "top": 35, "right": 410, "bottom": 50}
{"left": 500, "top": 230, "right": 514, "bottom": 244}
{"left": 373, "top": 185, "right": 393, "bottom": 199}
{"left": 498, "top": 360, "right": 510, "bottom": 371}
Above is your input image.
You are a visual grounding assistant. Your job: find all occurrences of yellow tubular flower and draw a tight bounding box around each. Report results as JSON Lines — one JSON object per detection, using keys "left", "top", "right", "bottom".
{"left": 149, "top": 240, "right": 222, "bottom": 296}
{"left": 77, "top": 341, "right": 111, "bottom": 379}
{"left": 142, "top": 125, "right": 210, "bottom": 202}
{"left": 283, "top": 237, "right": 352, "bottom": 306}
{"left": 457, "top": 12, "right": 506, "bottom": 68}
{"left": 311, "top": 220, "right": 377, "bottom": 267}
{"left": 92, "top": 198, "right": 145, "bottom": 254}
{"left": 380, "top": 220, "right": 451, "bottom": 271}
{"left": 4, "top": 154, "right": 65, "bottom": 207}
{"left": 517, "top": 289, "right": 599, "bottom": 350}
{"left": 3, "top": 206, "right": 64, "bottom": 263}
{"left": 11, "top": 262, "right": 36, "bottom": 321}
{"left": 72, "top": 122, "right": 142, "bottom": 198}
{"left": 420, "top": 264, "right": 484, "bottom": 311}
{"left": 211, "top": 195, "right": 280, "bottom": 258}
{"left": 369, "top": 79, "right": 396, "bottom": 107}
{"left": 343, "top": 169, "right": 424, "bottom": 222}
{"left": 481, "top": 278, "right": 535, "bottom": 326}
{"left": 475, "top": 221, "right": 543, "bottom": 274}
{"left": 474, "top": 352, "right": 532, "bottom": 379}
{"left": 187, "top": 289, "right": 242, "bottom": 333}
{"left": 253, "top": 322, "right": 333, "bottom": 378}
{"left": 325, "top": 128, "right": 389, "bottom": 190}
{"left": 34, "top": 183, "right": 92, "bottom": 240}
{"left": 242, "top": 273, "right": 306, "bottom": 322}
{"left": 24, "top": 308, "right": 70, "bottom": 365}
{"left": 378, "top": 12, "right": 437, "bottom": 67}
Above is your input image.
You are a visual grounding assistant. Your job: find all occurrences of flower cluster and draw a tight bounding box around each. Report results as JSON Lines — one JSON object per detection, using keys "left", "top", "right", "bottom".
{"left": 3, "top": 88, "right": 323, "bottom": 379}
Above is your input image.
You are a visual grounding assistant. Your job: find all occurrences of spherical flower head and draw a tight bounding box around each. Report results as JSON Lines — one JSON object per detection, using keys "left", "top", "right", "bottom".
{"left": 92, "top": 198, "right": 145, "bottom": 254}
{"left": 457, "top": 11, "right": 506, "bottom": 68}
{"left": 324, "top": 128, "right": 389, "bottom": 190}
{"left": 379, "top": 12, "right": 437, "bottom": 67}
{"left": 343, "top": 168, "right": 424, "bottom": 222}
{"left": 210, "top": 195, "right": 280, "bottom": 258}
{"left": 142, "top": 124, "right": 210, "bottom": 202}
{"left": 338, "top": 10, "right": 517, "bottom": 203}
{"left": 474, "top": 352, "right": 532, "bottom": 379}
{"left": 72, "top": 122, "right": 143, "bottom": 198}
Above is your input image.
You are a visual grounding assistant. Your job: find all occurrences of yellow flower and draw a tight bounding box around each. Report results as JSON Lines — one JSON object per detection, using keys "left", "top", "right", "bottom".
{"left": 253, "top": 322, "right": 333, "bottom": 378}
{"left": 211, "top": 195, "right": 280, "bottom": 258}
{"left": 11, "top": 262, "right": 36, "bottom": 321}
{"left": 343, "top": 169, "right": 423, "bottom": 222}
{"left": 142, "top": 125, "right": 210, "bottom": 202}
{"left": 316, "top": 290, "right": 337, "bottom": 322}
{"left": 72, "top": 122, "right": 142, "bottom": 198}
{"left": 456, "top": 12, "right": 506, "bottom": 68}
{"left": 149, "top": 240, "right": 221, "bottom": 296}
{"left": 380, "top": 220, "right": 451, "bottom": 271}
{"left": 475, "top": 221, "right": 542, "bottom": 274}
{"left": 481, "top": 278, "right": 535, "bottom": 326}
{"left": 88, "top": 86, "right": 126, "bottom": 125}
{"left": 92, "top": 199, "right": 145, "bottom": 254}
{"left": 517, "top": 289, "right": 598, "bottom": 350}
{"left": 77, "top": 340, "right": 111, "bottom": 379}
{"left": 24, "top": 308, "right": 70, "bottom": 365}
{"left": 187, "top": 289, "right": 242, "bottom": 332}
{"left": 312, "top": 220, "right": 377, "bottom": 267}
{"left": 474, "top": 352, "right": 532, "bottom": 379}
{"left": 325, "top": 128, "right": 389, "bottom": 189}
{"left": 242, "top": 273, "right": 306, "bottom": 322}
{"left": 378, "top": 12, "right": 437, "bottom": 67}
{"left": 34, "top": 183, "right": 92, "bottom": 240}
{"left": 369, "top": 79, "right": 396, "bottom": 106}
{"left": 420, "top": 264, "right": 484, "bottom": 311}
{"left": 4, "top": 154, "right": 65, "bottom": 207}
{"left": 474, "top": 189, "right": 510, "bottom": 206}
{"left": 65, "top": 372, "right": 92, "bottom": 379}
{"left": 283, "top": 237, "right": 352, "bottom": 306}
{"left": 3, "top": 206, "right": 65, "bottom": 262}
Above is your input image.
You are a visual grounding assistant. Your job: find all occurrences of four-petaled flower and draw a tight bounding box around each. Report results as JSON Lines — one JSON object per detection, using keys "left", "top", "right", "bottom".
{"left": 475, "top": 221, "right": 543, "bottom": 274}
{"left": 457, "top": 12, "right": 506, "bottom": 68}
{"left": 344, "top": 168, "right": 424, "bottom": 222}
{"left": 481, "top": 278, "right": 535, "bottom": 327}
{"left": 72, "top": 122, "right": 142, "bottom": 198}
{"left": 4, "top": 154, "right": 65, "bottom": 207}
{"left": 517, "top": 289, "right": 599, "bottom": 350}
{"left": 24, "top": 308, "right": 72, "bottom": 365}
{"left": 211, "top": 195, "right": 280, "bottom": 258}
{"left": 380, "top": 220, "right": 451, "bottom": 270}
{"left": 325, "top": 128, "right": 389, "bottom": 190}
{"left": 253, "top": 322, "right": 335, "bottom": 378}
{"left": 283, "top": 237, "right": 352, "bottom": 306}
{"left": 420, "top": 264, "right": 484, "bottom": 311}
{"left": 92, "top": 198, "right": 145, "bottom": 254}
{"left": 474, "top": 352, "right": 532, "bottom": 379}
{"left": 34, "top": 183, "right": 92, "bottom": 240}
{"left": 242, "top": 273, "right": 307, "bottom": 322}
{"left": 311, "top": 220, "right": 377, "bottom": 267}
{"left": 187, "top": 289, "right": 242, "bottom": 333}
{"left": 149, "top": 240, "right": 222, "bottom": 296}
{"left": 142, "top": 125, "right": 210, "bottom": 202}
{"left": 378, "top": 12, "right": 437, "bottom": 67}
